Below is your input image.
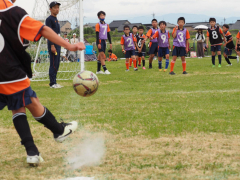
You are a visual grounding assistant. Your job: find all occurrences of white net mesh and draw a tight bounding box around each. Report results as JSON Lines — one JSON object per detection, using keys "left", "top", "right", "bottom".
{"left": 29, "top": 0, "right": 82, "bottom": 81}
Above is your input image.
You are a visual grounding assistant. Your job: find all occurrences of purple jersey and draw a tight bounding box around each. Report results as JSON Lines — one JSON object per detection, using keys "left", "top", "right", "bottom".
{"left": 173, "top": 28, "right": 187, "bottom": 47}
{"left": 123, "top": 33, "right": 135, "bottom": 51}
{"left": 157, "top": 30, "right": 169, "bottom": 48}
{"left": 98, "top": 22, "right": 108, "bottom": 40}
{"left": 150, "top": 28, "right": 158, "bottom": 43}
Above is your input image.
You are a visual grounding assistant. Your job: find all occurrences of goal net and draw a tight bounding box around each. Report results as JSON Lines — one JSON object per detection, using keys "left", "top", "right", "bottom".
{"left": 29, "top": 0, "right": 84, "bottom": 81}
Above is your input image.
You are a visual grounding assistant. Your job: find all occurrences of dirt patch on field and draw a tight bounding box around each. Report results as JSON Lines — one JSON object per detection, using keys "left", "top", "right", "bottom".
{"left": 1, "top": 125, "right": 240, "bottom": 180}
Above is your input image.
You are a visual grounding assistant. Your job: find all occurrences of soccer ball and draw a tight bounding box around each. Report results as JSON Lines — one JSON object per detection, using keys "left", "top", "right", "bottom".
{"left": 73, "top": 71, "right": 99, "bottom": 97}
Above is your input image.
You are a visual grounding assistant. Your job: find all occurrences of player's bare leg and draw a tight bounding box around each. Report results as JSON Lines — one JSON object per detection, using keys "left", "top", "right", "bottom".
{"left": 158, "top": 57, "right": 163, "bottom": 71}
{"left": 164, "top": 54, "right": 170, "bottom": 72}
{"left": 169, "top": 56, "right": 177, "bottom": 75}
{"left": 217, "top": 50, "right": 222, "bottom": 67}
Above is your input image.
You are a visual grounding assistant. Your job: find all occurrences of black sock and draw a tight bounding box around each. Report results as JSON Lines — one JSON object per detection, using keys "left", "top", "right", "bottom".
{"left": 149, "top": 63, "right": 152, "bottom": 68}
{"left": 212, "top": 56, "right": 215, "bottom": 65}
{"left": 228, "top": 56, "right": 237, "bottom": 59}
{"left": 13, "top": 113, "right": 39, "bottom": 155}
{"left": 97, "top": 61, "right": 101, "bottom": 72}
{"left": 225, "top": 57, "right": 231, "bottom": 64}
{"left": 218, "top": 55, "right": 222, "bottom": 64}
{"left": 102, "top": 65, "right": 107, "bottom": 71}
{"left": 34, "top": 107, "right": 64, "bottom": 135}
{"left": 143, "top": 60, "right": 145, "bottom": 67}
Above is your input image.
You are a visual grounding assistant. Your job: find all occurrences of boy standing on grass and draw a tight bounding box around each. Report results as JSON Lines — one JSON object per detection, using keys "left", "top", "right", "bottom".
{"left": 235, "top": 31, "right": 240, "bottom": 62}
{"left": 151, "top": 21, "right": 171, "bottom": 72}
{"left": 0, "top": 0, "right": 85, "bottom": 166}
{"left": 169, "top": 17, "right": 190, "bottom": 75}
{"left": 121, "top": 25, "right": 138, "bottom": 72}
{"left": 206, "top": 18, "right": 226, "bottom": 68}
{"left": 145, "top": 19, "right": 159, "bottom": 69}
{"left": 222, "top": 24, "right": 239, "bottom": 66}
{"left": 136, "top": 26, "right": 147, "bottom": 70}
{"left": 95, "top": 11, "right": 112, "bottom": 75}
{"left": 130, "top": 25, "right": 138, "bottom": 67}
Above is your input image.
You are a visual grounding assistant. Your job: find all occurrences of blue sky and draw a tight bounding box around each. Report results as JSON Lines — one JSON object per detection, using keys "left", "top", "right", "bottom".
{"left": 15, "top": 0, "right": 240, "bottom": 24}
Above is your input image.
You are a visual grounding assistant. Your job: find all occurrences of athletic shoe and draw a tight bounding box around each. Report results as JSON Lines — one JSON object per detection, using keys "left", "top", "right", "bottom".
{"left": 237, "top": 56, "right": 239, "bottom": 63}
{"left": 159, "top": 69, "right": 162, "bottom": 72}
{"left": 27, "top": 153, "right": 44, "bottom": 166}
{"left": 54, "top": 121, "right": 78, "bottom": 143}
{"left": 164, "top": 69, "right": 167, "bottom": 72}
{"left": 96, "top": 71, "right": 104, "bottom": 74}
{"left": 212, "top": 65, "right": 215, "bottom": 68}
{"left": 104, "top": 70, "right": 111, "bottom": 74}
{"left": 218, "top": 64, "right": 222, "bottom": 68}
{"left": 169, "top": 71, "right": 176, "bottom": 75}
{"left": 138, "top": 64, "right": 141, "bottom": 67}
{"left": 226, "top": 64, "right": 232, "bottom": 66}
{"left": 134, "top": 68, "right": 138, "bottom": 71}
{"left": 129, "top": 66, "right": 132, "bottom": 68}
{"left": 56, "top": 84, "right": 64, "bottom": 88}
{"left": 126, "top": 69, "right": 129, "bottom": 72}
{"left": 50, "top": 84, "right": 61, "bottom": 89}
{"left": 142, "top": 67, "right": 146, "bottom": 70}
{"left": 183, "top": 71, "right": 188, "bottom": 74}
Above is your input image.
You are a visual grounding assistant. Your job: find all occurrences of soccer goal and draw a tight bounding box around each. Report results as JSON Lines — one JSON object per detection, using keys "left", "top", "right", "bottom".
{"left": 29, "top": 0, "right": 85, "bottom": 81}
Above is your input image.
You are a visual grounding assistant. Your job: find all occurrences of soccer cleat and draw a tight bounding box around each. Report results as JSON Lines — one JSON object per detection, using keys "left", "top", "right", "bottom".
{"left": 169, "top": 71, "right": 176, "bottom": 75}
{"left": 27, "top": 153, "right": 44, "bottom": 167}
{"left": 126, "top": 69, "right": 129, "bottom": 72}
{"left": 54, "top": 121, "right": 78, "bottom": 143}
{"left": 129, "top": 66, "right": 132, "bottom": 68}
{"left": 56, "top": 84, "right": 64, "bottom": 88}
{"left": 142, "top": 67, "right": 146, "bottom": 70}
{"left": 159, "top": 69, "right": 162, "bottom": 72}
{"left": 50, "top": 84, "right": 61, "bottom": 89}
{"left": 134, "top": 68, "right": 138, "bottom": 71}
{"left": 237, "top": 56, "right": 239, "bottom": 63}
{"left": 104, "top": 70, "right": 111, "bottom": 74}
{"left": 138, "top": 64, "right": 141, "bottom": 67}
{"left": 96, "top": 71, "right": 104, "bottom": 75}
{"left": 212, "top": 65, "right": 215, "bottom": 68}
{"left": 218, "top": 64, "right": 222, "bottom": 68}
{"left": 183, "top": 71, "right": 188, "bottom": 74}
{"left": 164, "top": 69, "right": 167, "bottom": 72}
{"left": 226, "top": 64, "right": 232, "bottom": 66}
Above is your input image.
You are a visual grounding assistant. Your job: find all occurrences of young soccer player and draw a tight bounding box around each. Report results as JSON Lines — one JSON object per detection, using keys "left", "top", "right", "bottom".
{"left": 235, "top": 31, "right": 240, "bottom": 63}
{"left": 136, "top": 26, "right": 147, "bottom": 69}
{"left": 95, "top": 11, "right": 112, "bottom": 74}
{"left": 169, "top": 17, "right": 190, "bottom": 75}
{"left": 129, "top": 25, "right": 138, "bottom": 67}
{"left": 107, "top": 49, "right": 118, "bottom": 61}
{"left": 121, "top": 25, "right": 138, "bottom": 71}
{"left": 151, "top": 21, "right": 171, "bottom": 72}
{"left": 206, "top": 18, "right": 226, "bottom": 67}
{"left": 0, "top": 0, "right": 85, "bottom": 165}
{"left": 145, "top": 19, "right": 159, "bottom": 69}
{"left": 222, "top": 24, "right": 239, "bottom": 66}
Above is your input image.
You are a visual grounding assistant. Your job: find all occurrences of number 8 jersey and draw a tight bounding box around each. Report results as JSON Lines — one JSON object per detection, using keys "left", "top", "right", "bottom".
{"left": 207, "top": 26, "right": 223, "bottom": 46}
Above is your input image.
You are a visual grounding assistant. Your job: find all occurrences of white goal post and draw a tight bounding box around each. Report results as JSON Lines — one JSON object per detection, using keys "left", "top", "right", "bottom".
{"left": 29, "top": 0, "right": 85, "bottom": 81}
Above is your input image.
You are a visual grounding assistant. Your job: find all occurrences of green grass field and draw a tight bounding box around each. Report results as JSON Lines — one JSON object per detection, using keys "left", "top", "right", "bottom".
{"left": 1, "top": 57, "right": 240, "bottom": 180}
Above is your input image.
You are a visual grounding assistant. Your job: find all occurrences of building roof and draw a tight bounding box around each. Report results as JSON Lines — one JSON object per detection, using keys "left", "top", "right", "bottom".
{"left": 59, "top": 21, "right": 71, "bottom": 28}
{"left": 230, "top": 20, "right": 240, "bottom": 30}
{"left": 166, "top": 22, "right": 176, "bottom": 28}
{"left": 84, "top": 23, "right": 97, "bottom": 27}
{"left": 117, "top": 23, "right": 143, "bottom": 32}
{"left": 109, "top": 20, "right": 131, "bottom": 28}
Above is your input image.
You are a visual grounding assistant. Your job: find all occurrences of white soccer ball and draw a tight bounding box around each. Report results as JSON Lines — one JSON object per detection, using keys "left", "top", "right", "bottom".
{"left": 73, "top": 71, "right": 99, "bottom": 97}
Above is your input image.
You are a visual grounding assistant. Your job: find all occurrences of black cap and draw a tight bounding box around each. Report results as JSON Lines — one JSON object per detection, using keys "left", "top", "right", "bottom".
{"left": 50, "top": 1, "right": 61, "bottom": 8}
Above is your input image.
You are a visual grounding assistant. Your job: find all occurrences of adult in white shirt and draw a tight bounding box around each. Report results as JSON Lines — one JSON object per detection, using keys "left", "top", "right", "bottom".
{"left": 196, "top": 30, "right": 205, "bottom": 58}
{"left": 70, "top": 33, "right": 79, "bottom": 60}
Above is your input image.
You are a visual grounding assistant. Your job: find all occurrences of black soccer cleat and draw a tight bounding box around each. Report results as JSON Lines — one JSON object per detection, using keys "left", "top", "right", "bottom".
{"left": 169, "top": 71, "right": 176, "bottom": 75}
{"left": 183, "top": 71, "right": 188, "bottom": 74}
